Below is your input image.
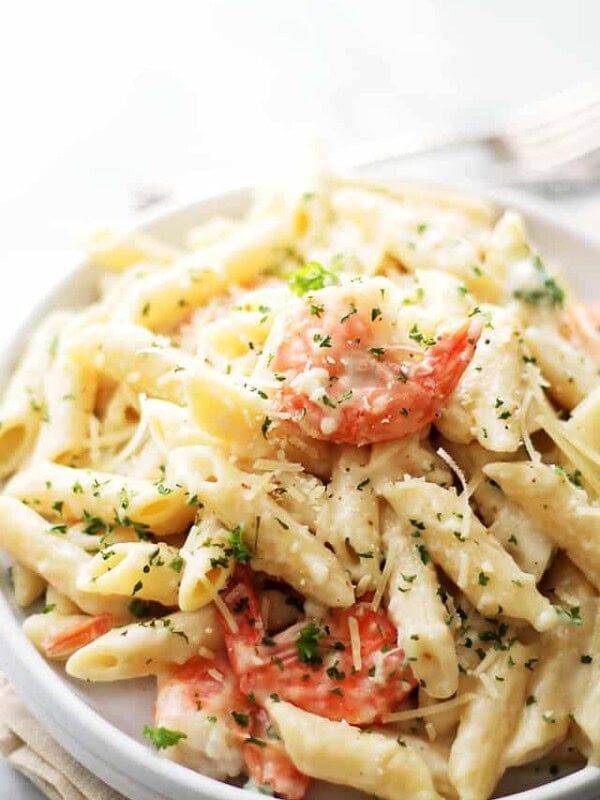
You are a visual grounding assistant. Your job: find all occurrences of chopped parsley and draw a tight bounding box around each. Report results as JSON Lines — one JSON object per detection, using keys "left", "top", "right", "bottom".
{"left": 554, "top": 605, "right": 582, "bottom": 625}
{"left": 169, "top": 555, "right": 184, "bottom": 573}
{"left": 143, "top": 725, "right": 187, "bottom": 750}
{"left": 289, "top": 262, "right": 339, "bottom": 296}
{"left": 416, "top": 543, "right": 430, "bottom": 565}
{"left": 513, "top": 277, "right": 564, "bottom": 307}
{"left": 408, "top": 324, "right": 435, "bottom": 347}
{"left": 245, "top": 736, "right": 267, "bottom": 748}
{"left": 261, "top": 417, "right": 272, "bottom": 438}
{"left": 295, "top": 622, "right": 323, "bottom": 665}
{"left": 225, "top": 526, "right": 252, "bottom": 564}
{"left": 49, "top": 524, "right": 67, "bottom": 535}
{"left": 340, "top": 303, "right": 357, "bottom": 323}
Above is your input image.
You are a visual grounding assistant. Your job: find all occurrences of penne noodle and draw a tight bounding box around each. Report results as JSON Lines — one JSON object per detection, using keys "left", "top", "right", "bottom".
{"left": 6, "top": 461, "right": 195, "bottom": 537}
{"left": 382, "top": 479, "right": 556, "bottom": 631}
{"left": 66, "top": 608, "right": 222, "bottom": 681}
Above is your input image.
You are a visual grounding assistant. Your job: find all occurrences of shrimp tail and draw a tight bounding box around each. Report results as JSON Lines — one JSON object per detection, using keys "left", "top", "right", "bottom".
{"left": 243, "top": 708, "right": 311, "bottom": 800}
{"left": 411, "top": 318, "right": 482, "bottom": 402}
{"left": 44, "top": 613, "right": 113, "bottom": 660}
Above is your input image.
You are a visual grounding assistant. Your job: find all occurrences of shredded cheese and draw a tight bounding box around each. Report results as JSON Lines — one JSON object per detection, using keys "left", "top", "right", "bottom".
{"left": 381, "top": 692, "right": 475, "bottom": 723}
{"left": 536, "top": 401, "right": 600, "bottom": 496}
{"left": 88, "top": 415, "right": 101, "bottom": 465}
{"left": 255, "top": 459, "right": 303, "bottom": 473}
{"left": 436, "top": 447, "right": 470, "bottom": 540}
{"left": 108, "top": 393, "right": 149, "bottom": 468}
{"left": 355, "top": 574, "right": 372, "bottom": 597}
{"left": 479, "top": 671, "right": 500, "bottom": 699}
{"left": 207, "top": 668, "right": 225, "bottom": 682}
{"left": 473, "top": 648, "right": 500, "bottom": 676}
{"left": 457, "top": 551, "right": 469, "bottom": 589}
{"left": 348, "top": 615, "right": 362, "bottom": 672}
{"left": 206, "top": 576, "right": 238, "bottom": 634}
{"left": 425, "top": 722, "right": 437, "bottom": 742}
{"left": 371, "top": 539, "right": 398, "bottom": 612}
{"left": 82, "top": 428, "right": 137, "bottom": 451}
{"left": 286, "top": 487, "right": 308, "bottom": 506}
{"left": 519, "top": 385, "right": 540, "bottom": 463}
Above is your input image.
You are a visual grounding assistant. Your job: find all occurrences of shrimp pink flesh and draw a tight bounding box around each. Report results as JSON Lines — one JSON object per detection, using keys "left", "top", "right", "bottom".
{"left": 44, "top": 613, "right": 113, "bottom": 659}
{"left": 271, "top": 296, "right": 481, "bottom": 445}
{"left": 243, "top": 707, "right": 311, "bottom": 800}
{"left": 564, "top": 303, "right": 600, "bottom": 361}
{"left": 156, "top": 652, "right": 309, "bottom": 800}
{"left": 217, "top": 568, "right": 416, "bottom": 726}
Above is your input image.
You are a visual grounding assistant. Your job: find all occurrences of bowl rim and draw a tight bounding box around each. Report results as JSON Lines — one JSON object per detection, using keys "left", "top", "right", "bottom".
{"left": 1, "top": 179, "right": 600, "bottom": 800}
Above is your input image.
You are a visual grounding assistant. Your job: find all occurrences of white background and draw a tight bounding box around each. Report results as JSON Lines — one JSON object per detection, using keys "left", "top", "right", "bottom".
{"left": 1, "top": 1, "right": 599, "bottom": 797}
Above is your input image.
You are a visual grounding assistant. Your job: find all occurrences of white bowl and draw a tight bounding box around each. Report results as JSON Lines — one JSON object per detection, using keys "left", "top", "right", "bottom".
{"left": 1, "top": 182, "right": 600, "bottom": 800}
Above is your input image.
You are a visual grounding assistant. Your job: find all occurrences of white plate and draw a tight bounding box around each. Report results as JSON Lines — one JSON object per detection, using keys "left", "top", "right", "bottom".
{"left": 1, "top": 182, "right": 600, "bottom": 800}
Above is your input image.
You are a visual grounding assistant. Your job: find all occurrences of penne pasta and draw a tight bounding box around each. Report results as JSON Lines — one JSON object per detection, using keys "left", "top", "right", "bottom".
{"left": 448, "top": 642, "right": 537, "bottom": 800}
{"left": 382, "top": 479, "right": 556, "bottom": 631}
{"left": 0, "top": 497, "right": 131, "bottom": 618}
{"left": 268, "top": 699, "right": 442, "bottom": 800}
{"left": 484, "top": 461, "right": 600, "bottom": 591}
{"left": 6, "top": 461, "right": 195, "bottom": 537}
{"left": 383, "top": 505, "right": 459, "bottom": 699}
{"left": 167, "top": 445, "right": 354, "bottom": 607}
{"left": 66, "top": 608, "right": 222, "bottom": 681}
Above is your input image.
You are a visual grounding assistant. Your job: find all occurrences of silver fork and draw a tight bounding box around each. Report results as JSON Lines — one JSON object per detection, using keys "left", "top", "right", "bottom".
{"left": 341, "top": 81, "right": 600, "bottom": 183}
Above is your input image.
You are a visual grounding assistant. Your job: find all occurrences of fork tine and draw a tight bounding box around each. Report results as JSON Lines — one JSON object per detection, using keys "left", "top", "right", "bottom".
{"left": 507, "top": 82, "right": 600, "bottom": 134}
{"left": 499, "top": 83, "right": 600, "bottom": 169}
{"left": 509, "top": 117, "right": 600, "bottom": 168}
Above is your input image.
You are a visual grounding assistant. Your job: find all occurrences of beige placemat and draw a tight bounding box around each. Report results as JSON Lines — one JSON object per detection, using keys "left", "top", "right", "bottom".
{"left": 0, "top": 673, "right": 125, "bottom": 800}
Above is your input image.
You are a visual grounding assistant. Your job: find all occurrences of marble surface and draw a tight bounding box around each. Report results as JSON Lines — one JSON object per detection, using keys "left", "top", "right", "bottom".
{"left": 1, "top": 1, "right": 600, "bottom": 797}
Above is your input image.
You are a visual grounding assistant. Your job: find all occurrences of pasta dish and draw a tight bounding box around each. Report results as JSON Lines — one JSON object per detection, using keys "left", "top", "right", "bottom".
{"left": 0, "top": 174, "right": 599, "bottom": 800}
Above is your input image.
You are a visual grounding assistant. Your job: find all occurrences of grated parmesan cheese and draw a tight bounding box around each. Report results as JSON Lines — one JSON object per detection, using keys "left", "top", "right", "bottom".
{"left": 208, "top": 577, "right": 239, "bottom": 634}
{"left": 519, "top": 385, "right": 540, "bottom": 463}
{"left": 473, "top": 649, "right": 500, "bottom": 676}
{"left": 381, "top": 692, "right": 475, "bottom": 723}
{"left": 536, "top": 401, "right": 600, "bottom": 496}
{"left": 88, "top": 415, "right": 101, "bottom": 465}
{"left": 457, "top": 551, "right": 469, "bottom": 589}
{"left": 371, "top": 539, "right": 398, "bottom": 612}
{"left": 479, "top": 671, "right": 500, "bottom": 699}
{"left": 425, "top": 722, "right": 437, "bottom": 742}
{"left": 348, "top": 616, "right": 362, "bottom": 672}
{"left": 436, "top": 447, "right": 470, "bottom": 540}
{"left": 108, "top": 393, "right": 149, "bottom": 468}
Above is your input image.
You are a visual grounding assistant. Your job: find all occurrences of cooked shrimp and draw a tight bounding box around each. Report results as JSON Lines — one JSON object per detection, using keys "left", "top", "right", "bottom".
{"left": 44, "top": 613, "right": 113, "bottom": 659}
{"left": 155, "top": 652, "right": 309, "bottom": 796}
{"left": 564, "top": 302, "right": 600, "bottom": 360}
{"left": 270, "top": 283, "right": 480, "bottom": 445}
{"left": 217, "top": 568, "right": 416, "bottom": 725}
{"left": 155, "top": 653, "right": 250, "bottom": 779}
{"left": 243, "top": 707, "right": 311, "bottom": 800}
